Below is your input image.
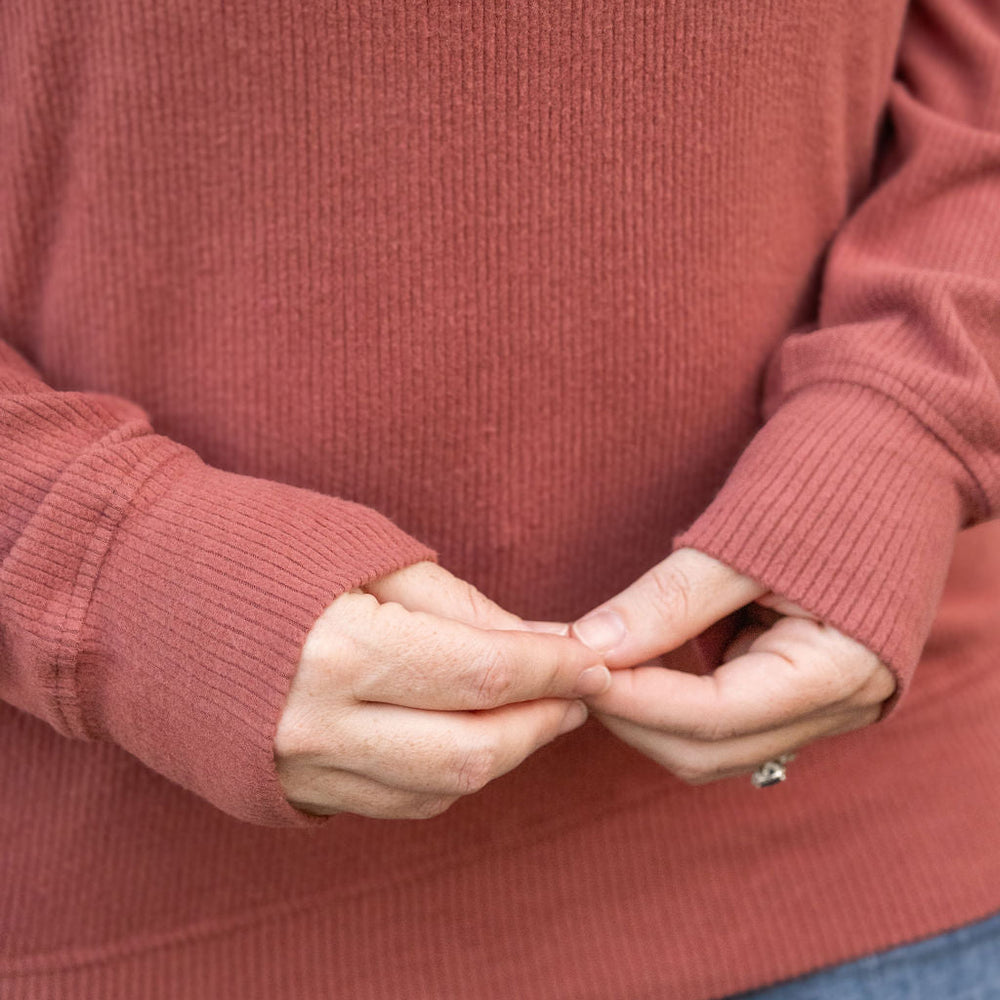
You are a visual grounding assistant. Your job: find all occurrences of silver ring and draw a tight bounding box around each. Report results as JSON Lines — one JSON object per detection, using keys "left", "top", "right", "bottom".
{"left": 751, "top": 753, "right": 795, "bottom": 789}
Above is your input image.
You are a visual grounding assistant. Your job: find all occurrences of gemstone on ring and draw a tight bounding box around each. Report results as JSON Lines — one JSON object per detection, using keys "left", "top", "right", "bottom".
{"left": 751, "top": 753, "right": 794, "bottom": 789}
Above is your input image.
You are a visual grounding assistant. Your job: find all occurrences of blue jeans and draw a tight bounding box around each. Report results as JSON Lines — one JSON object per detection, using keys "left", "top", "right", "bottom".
{"left": 733, "top": 910, "right": 1000, "bottom": 999}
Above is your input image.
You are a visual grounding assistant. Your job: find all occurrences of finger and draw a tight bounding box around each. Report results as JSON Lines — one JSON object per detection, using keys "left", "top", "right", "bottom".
{"left": 363, "top": 561, "right": 525, "bottom": 630}
{"left": 316, "top": 699, "right": 589, "bottom": 795}
{"left": 520, "top": 620, "right": 571, "bottom": 636}
{"left": 344, "top": 598, "right": 610, "bottom": 710}
{"left": 586, "top": 615, "right": 893, "bottom": 739}
{"left": 278, "top": 766, "right": 460, "bottom": 819}
{"left": 754, "top": 591, "right": 823, "bottom": 621}
{"left": 600, "top": 703, "right": 880, "bottom": 786}
{"left": 571, "top": 547, "right": 767, "bottom": 667}
{"left": 720, "top": 622, "right": 769, "bottom": 662}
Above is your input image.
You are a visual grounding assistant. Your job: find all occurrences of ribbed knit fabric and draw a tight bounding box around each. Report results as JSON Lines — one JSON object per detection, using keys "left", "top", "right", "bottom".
{"left": 2, "top": 0, "right": 1000, "bottom": 997}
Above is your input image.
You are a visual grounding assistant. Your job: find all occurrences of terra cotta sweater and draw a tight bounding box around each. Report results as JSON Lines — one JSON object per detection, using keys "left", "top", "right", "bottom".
{"left": 3, "top": 0, "right": 1000, "bottom": 997}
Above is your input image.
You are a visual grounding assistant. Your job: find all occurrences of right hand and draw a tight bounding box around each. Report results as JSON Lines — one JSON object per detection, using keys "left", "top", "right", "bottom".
{"left": 274, "top": 562, "right": 610, "bottom": 819}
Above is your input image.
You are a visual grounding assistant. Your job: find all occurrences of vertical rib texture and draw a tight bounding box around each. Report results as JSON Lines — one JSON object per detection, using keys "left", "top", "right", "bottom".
{"left": 677, "top": 0, "right": 1000, "bottom": 697}
{"left": 1, "top": 358, "right": 434, "bottom": 823}
{"left": 2, "top": 0, "right": 1000, "bottom": 996}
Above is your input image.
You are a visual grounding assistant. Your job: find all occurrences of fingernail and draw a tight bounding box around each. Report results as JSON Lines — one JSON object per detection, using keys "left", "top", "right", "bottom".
{"left": 573, "top": 610, "right": 626, "bottom": 653}
{"left": 521, "top": 620, "right": 571, "bottom": 636}
{"left": 573, "top": 665, "right": 612, "bottom": 697}
{"left": 558, "top": 700, "right": 589, "bottom": 735}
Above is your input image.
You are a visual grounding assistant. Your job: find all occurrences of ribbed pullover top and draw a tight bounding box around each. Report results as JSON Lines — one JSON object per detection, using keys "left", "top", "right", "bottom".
{"left": 3, "top": 1, "right": 1000, "bottom": 997}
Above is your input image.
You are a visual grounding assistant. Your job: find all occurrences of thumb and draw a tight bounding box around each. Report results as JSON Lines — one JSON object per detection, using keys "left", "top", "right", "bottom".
{"left": 362, "top": 560, "right": 525, "bottom": 631}
{"left": 571, "top": 548, "right": 767, "bottom": 667}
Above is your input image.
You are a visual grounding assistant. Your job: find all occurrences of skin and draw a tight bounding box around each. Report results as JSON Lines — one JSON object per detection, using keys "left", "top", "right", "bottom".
{"left": 274, "top": 561, "right": 611, "bottom": 818}
{"left": 276, "top": 548, "right": 896, "bottom": 816}
{"left": 568, "top": 547, "right": 898, "bottom": 785}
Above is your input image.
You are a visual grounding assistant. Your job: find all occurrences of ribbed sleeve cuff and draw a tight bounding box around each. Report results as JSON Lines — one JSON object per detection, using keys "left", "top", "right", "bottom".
{"left": 673, "top": 382, "right": 965, "bottom": 708}
{"left": 76, "top": 450, "right": 435, "bottom": 826}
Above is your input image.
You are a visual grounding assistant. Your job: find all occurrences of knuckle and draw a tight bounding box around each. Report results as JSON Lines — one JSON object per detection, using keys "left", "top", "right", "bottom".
{"left": 770, "top": 624, "right": 850, "bottom": 703}
{"left": 780, "top": 619, "right": 892, "bottom": 708}
{"left": 457, "top": 581, "right": 496, "bottom": 624}
{"left": 647, "top": 563, "right": 693, "bottom": 631}
{"left": 686, "top": 713, "right": 734, "bottom": 743}
{"left": 672, "top": 758, "right": 714, "bottom": 786}
{"left": 663, "top": 745, "right": 714, "bottom": 785}
{"left": 812, "top": 646, "right": 850, "bottom": 701}
{"left": 302, "top": 616, "right": 360, "bottom": 671}
{"left": 273, "top": 714, "right": 313, "bottom": 761}
{"left": 827, "top": 649, "right": 884, "bottom": 706}
{"left": 460, "top": 585, "right": 486, "bottom": 622}
{"left": 274, "top": 704, "right": 351, "bottom": 763}
{"left": 408, "top": 795, "right": 458, "bottom": 820}
{"left": 850, "top": 653, "right": 896, "bottom": 705}
{"left": 470, "top": 648, "right": 516, "bottom": 706}
{"left": 868, "top": 663, "right": 897, "bottom": 703}
{"left": 274, "top": 710, "right": 326, "bottom": 761}
{"left": 452, "top": 740, "right": 500, "bottom": 795}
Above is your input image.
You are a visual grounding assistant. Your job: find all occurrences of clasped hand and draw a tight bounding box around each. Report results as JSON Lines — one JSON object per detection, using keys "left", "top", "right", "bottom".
{"left": 565, "top": 547, "right": 896, "bottom": 786}
{"left": 275, "top": 562, "right": 609, "bottom": 818}
{"left": 276, "top": 551, "right": 896, "bottom": 817}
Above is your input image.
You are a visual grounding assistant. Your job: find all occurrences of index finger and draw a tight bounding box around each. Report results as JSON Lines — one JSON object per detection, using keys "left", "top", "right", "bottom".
{"left": 588, "top": 617, "right": 886, "bottom": 739}
{"left": 351, "top": 604, "right": 611, "bottom": 710}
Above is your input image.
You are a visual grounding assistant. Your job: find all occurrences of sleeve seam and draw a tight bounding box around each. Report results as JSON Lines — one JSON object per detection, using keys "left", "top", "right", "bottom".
{"left": 51, "top": 435, "right": 193, "bottom": 738}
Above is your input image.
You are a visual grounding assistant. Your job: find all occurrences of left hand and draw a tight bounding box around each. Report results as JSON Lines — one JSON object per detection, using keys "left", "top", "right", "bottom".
{"left": 567, "top": 548, "right": 897, "bottom": 785}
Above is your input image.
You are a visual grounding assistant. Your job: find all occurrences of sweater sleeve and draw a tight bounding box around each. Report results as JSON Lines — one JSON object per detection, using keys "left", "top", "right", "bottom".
{"left": 0, "top": 341, "right": 435, "bottom": 825}
{"left": 674, "top": 0, "right": 1000, "bottom": 705}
